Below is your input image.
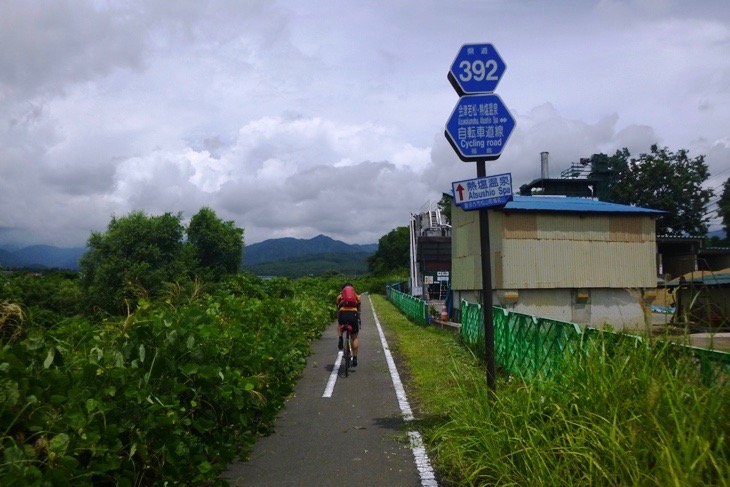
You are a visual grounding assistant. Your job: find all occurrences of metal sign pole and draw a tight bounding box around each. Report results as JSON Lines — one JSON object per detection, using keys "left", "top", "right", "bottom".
{"left": 446, "top": 42, "right": 514, "bottom": 394}
{"left": 477, "top": 160, "right": 496, "bottom": 392}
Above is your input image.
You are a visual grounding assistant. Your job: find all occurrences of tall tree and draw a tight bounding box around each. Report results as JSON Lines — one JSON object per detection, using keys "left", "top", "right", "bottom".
{"left": 587, "top": 145, "right": 713, "bottom": 236}
{"left": 367, "top": 226, "right": 410, "bottom": 275}
{"left": 719, "top": 177, "right": 730, "bottom": 241}
{"left": 187, "top": 207, "right": 244, "bottom": 280}
{"left": 80, "top": 211, "right": 188, "bottom": 314}
{"left": 437, "top": 194, "right": 452, "bottom": 224}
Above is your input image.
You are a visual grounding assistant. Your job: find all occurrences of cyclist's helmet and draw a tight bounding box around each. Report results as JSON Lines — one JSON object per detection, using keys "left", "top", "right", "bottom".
{"left": 343, "top": 282, "right": 352, "bottom": 289}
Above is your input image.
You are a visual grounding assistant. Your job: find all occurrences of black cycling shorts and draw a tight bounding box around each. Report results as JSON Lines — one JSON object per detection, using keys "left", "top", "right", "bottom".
{"left": 338, "top": 311, "right": 359, "bottom": 334}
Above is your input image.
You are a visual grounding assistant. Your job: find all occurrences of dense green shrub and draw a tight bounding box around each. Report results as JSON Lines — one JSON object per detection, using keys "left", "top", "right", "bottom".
{"left": 0, "top": 274, "right": 332, "bottom": 485}
{"left": 0, "top": 272, "right": 83, "bottom": 318}
{"left": 80, "top": 209, "right": 244, "bottom": 316}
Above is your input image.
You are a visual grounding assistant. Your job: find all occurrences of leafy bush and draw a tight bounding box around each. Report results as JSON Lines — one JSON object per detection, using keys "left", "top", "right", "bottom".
{"left": 0, "top": 274, "right": 333, "bottom": 485}
{"left": 0, "top": 272, "right": 83, "bottom": 320}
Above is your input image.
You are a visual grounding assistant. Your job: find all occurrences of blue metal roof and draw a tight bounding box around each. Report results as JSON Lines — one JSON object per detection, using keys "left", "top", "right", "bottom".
{"left": 502, "top": 196, "right": 665, "bottom": 215}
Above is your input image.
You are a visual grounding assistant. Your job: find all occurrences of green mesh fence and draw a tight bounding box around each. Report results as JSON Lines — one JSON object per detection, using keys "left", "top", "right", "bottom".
{"left": 461, "top": 300, "right": 582, "bottom": 380}
{"left": 386, "top": 283, "right": 430, "bottom": 325}
{"left": 685, "top": 344, "right": 730, "bottom": 386}
{"left": 460, "top": 299, "right": 730, "bottom": 384}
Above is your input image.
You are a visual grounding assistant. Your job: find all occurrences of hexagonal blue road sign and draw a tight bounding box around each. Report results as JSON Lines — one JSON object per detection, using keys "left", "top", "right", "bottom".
{"left": 445, "top": 93, "right": 515, "bottom": 161}
{"left": 448, "top": 43, "right": 506, "bottom": 95}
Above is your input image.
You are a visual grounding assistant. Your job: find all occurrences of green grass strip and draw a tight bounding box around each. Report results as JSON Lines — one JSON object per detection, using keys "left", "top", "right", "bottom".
{"left": 371, "top": 294, "right": 730, "bottom": 487}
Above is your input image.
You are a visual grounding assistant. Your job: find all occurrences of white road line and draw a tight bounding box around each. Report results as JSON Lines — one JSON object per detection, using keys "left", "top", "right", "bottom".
{"left": 370, "top": 296, "right": 438, "bottom": 487}
{"left": 322, "top": 350, "right": 343, "bottom": 398}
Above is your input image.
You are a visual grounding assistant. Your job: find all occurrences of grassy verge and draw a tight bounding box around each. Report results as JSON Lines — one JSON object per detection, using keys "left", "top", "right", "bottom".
{"left": 371, "top": 295, "right": 730, "bottom": 487}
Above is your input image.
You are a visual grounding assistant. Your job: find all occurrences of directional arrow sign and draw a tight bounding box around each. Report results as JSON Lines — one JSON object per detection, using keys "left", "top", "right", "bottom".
{"left": 448, "top": 43, "right": 506, "bottom": 95}
{"left": 445, "top": 93, "right": 516, "bottom": 161}
{"left": 452, "top": 173, "right": 513, "bottom": 210}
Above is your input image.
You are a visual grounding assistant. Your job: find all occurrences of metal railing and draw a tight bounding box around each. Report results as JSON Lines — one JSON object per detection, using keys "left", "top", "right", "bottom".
{"left": 386, "top": 283, "right": 430, "bottom": 325}
{"left": 461, "top": 300, "right": 582, "bottom": 380}
{"left": 460, "top": 299, "right": 730, "bottom": 385}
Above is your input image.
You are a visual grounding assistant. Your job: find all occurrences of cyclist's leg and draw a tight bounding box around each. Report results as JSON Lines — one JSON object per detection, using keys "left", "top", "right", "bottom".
{"left": 337, "top": 314, "right": 345, "bottom": 350}
{"left": 343, "top": 330, "right": 351, "bottom": 375}
{"left": 350, "top": 316, "right": 360, "bottom": 364}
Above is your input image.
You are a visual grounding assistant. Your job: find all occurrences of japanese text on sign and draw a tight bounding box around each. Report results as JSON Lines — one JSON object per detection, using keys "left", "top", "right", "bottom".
{"left": 445, "top": 93, "right": 515, "bottom": 161}
{"left": 456, "top": 101, "right": 507, "bottom": 154}
{"left": 452, "top": 172, "right": 513, "bottom": 210}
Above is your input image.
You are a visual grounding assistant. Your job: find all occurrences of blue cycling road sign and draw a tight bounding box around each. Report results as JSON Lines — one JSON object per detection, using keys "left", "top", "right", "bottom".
{"left": 445, "top": 93, "right": 515, "bottom": 161}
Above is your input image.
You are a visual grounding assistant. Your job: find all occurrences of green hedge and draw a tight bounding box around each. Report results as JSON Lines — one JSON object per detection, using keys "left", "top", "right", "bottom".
{"left": 0, "top": 275, "right": 333, "bottom": 486}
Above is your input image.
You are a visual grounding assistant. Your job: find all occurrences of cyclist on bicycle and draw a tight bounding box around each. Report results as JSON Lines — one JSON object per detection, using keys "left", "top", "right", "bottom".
{"left": 337, "top": 283, "right": 361, "bottom": 366}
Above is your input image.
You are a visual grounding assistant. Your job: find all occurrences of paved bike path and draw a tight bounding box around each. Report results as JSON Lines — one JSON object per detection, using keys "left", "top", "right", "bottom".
{"left": 222, "top": 294, "right": 434, "bottom": 486}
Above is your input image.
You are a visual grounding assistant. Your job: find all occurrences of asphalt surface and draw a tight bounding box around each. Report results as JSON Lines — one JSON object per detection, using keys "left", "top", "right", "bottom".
{"left": 222, "top": 294, "right": 433, "bottom": 487}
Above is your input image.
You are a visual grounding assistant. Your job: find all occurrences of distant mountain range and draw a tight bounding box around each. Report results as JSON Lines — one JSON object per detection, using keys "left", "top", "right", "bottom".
{"left": 0, "top": 235, "right": 377, "bottom": 276}
{"left": 0, "top": 245, "right": 87, "bottom": 270}
{"left": 242, "top": 235, "right": 377, "bottom": 277}
{"left": 243, "top": 234, "right": 377, "bottom": 265}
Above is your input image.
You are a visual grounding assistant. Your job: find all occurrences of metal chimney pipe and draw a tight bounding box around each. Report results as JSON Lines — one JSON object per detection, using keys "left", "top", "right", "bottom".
{"left": 540, "top": 152, "right": 550, "bottom": 179}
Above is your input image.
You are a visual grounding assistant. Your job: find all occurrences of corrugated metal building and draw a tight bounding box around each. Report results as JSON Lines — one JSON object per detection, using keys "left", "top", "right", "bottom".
{"left": 451, "top": 195, "right": 664, "bottom": 331}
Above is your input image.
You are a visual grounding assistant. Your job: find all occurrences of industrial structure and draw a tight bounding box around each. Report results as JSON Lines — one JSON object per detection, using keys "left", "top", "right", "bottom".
{"left": 519, "top": 151, "right": 600, "bottom": 198}
{"left": 409, "top": 203, "right": 451, "bottom": 300}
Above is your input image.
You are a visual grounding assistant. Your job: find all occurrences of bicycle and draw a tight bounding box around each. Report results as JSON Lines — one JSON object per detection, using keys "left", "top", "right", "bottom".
{"left": 339, "top": 323, "right": 353, "bottom": 377}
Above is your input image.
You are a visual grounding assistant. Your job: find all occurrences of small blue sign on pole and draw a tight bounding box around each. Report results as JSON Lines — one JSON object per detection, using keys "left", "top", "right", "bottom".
{"left": 445, "top": 94, "right": 516, "bottom": 162}
{"left": 452, "top": 173, "right": 513, "bottom": 210}
{"left": 448, "top": 43, "right": 506, "bottom": 95}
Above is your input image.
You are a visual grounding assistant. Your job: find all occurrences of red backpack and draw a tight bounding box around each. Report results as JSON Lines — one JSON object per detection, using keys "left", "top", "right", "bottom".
{"left": 341, "top": 285, "right": 358, "bottom": 307}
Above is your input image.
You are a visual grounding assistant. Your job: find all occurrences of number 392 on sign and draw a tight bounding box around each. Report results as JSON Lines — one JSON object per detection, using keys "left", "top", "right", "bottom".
{"left": 448, "top": 43, "right": 506, "bottom": 95}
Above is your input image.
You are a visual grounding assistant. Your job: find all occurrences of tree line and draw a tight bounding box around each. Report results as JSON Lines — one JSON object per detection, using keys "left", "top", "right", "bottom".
{"left": 580, "top": 144, "right": 724, "bottom": 238}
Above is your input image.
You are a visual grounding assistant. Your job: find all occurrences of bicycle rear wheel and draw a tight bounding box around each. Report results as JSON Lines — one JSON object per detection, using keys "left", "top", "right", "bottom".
{"left": 343, "top": 330, "right": 351, "bottom": 377}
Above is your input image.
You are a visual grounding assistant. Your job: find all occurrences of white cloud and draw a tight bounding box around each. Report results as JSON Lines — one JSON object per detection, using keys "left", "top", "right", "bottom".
{"left": 1, "top": 0, "right": 729, "bottom": 248}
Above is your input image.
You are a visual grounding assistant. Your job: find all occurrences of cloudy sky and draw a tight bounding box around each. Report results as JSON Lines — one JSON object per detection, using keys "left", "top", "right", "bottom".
{"left": 1, "top": 0, "right": 729, "bottom": 248}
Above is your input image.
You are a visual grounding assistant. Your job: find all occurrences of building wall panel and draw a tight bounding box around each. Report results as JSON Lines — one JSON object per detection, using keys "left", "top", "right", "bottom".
{"left": 498, "top": 288, "right": 646, "bottom": 331}
{"left": 534, "top": 213, "right": 609, "bottom": 241}
{"left": 451, "top": 202, "right": 658, "bottom": 292}
{"left": 452, "top": 255, "right": 481, "bottom": 290}
{"left": 503, "top": 213, "right": 537, "bottom": 239}
{"left": 501, "top": 240, "right": 656, "bottom": 288}
{"left": 609, "top": 216, "right": 652, "bottom": 242}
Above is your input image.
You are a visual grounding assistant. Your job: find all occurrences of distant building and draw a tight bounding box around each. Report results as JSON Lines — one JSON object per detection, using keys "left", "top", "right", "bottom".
{"left": 665, "top": 269, "right": 730, "bottom": 328}
{"left": 519, "top": 152, "right": 601, "bottom": 198}
{"left": 699, "top": 246, "right": 730, "bottom": 273}
{"left": 450, "top": 195, "right": 664, "bottom": 331}
{"left": 409, "top": 204, "right": 451, "bottom": 300}
{"left": 656, "top": 236, "right": 703, "bottom": 279}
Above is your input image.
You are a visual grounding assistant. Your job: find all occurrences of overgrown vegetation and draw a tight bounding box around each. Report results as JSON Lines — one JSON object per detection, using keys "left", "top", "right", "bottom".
{"left": 370, "top": 295, "right": 729, "bottom": 486}
{"left": 0, "top": 271, "right": 335, "bottom": 485}
{"left": 0, "top": 264, "right": 404, "bottom": 485}
{"left": 80, "top": 208, "right": 242, "bottom": 315}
